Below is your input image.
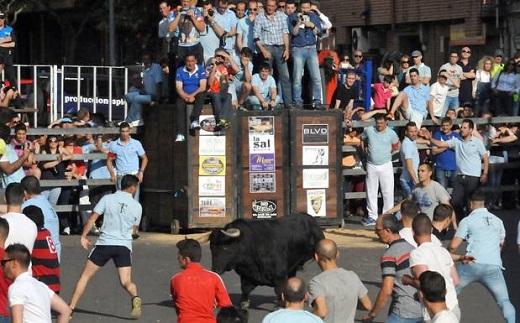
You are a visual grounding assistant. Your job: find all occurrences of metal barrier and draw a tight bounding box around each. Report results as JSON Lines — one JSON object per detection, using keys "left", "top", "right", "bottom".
{"left": 10, "top": 64, "right": 130, "bottom": 126}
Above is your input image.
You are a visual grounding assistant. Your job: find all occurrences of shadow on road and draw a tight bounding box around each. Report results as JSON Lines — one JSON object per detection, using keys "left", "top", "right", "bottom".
{"left": 72, "top": 308, "right": 130, "bottom": 320}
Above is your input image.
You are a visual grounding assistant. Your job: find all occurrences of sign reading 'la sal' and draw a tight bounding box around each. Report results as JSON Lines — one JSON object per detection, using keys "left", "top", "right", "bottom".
{"left": 302, "top": 124, "right": 329, "bottom": 144}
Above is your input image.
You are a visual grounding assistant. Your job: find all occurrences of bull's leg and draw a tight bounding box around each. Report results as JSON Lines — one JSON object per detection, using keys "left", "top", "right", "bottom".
{"left": 273, "top": 278, "right": 286, "bottom": 310}
{"left": 240, "top": 278, "right": 256, "bottom": 309}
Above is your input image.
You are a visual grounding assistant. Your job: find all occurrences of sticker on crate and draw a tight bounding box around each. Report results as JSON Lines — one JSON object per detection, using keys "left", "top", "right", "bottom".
{"left": 250, "top": 173, "right": 276, "bottom": 193}
{"left": 302, "top": 169, "right": 329, "bottom": 188}
{"left": 302, "top": 124, "right": 329, "bottom": 144}
{"left": 249, "top": 134, "right": 275, "bottom": 154}
{"left": 252, "top": 199, "right": 277, "bottom": 219}
{"left": 248, "top": 116, "right": 274, "bottom": 135}
{"left": 199, "top": 156, "right": 226, "bottom": 176}
{"left": 199, "top": 136, "right": 226, "bottom": 155}
{"left": 199, "top": 176, "right": 226, "bottom": 196}
{"left": 199, "top": 115, "right": 225, "bottom": 135}
{"left": 302, "top": 146, "right": 329, "bottom": 166}
{"left": 250, "top": 153, "right": 276, "bottom": 172}
{"left": 307, "top": 189, "right": 326, "bottom": 217}
{"left": 199, "top": 197, "right": 226, "bottom": 217}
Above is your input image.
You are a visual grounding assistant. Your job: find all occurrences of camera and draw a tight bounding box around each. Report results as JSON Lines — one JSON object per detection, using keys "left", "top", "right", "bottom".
{"left": 208, "top": 9, "right": 214, "bottom": 16}
{"left": 180, "top": 9, "right": 188, "bottom": 15}
{"left": 215, "top": 61, "right": 222, "bottom": 65}
{"left": 14, "top": 144, "right": 22, "bottom": 150}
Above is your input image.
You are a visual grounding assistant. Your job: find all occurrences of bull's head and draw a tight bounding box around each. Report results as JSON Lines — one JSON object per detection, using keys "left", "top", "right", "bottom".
{"left": 209, "top": 228, "right": 242, "bottom": 274}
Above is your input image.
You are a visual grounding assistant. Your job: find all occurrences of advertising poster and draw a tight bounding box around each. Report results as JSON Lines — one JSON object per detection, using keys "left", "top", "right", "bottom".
{"left": 199, "top": 197, "right": 226, "bottom": 217}
{"left": 250, "top": 153, "right": 276, "bottom": 172}
{"left": 251, "top": 199, "right": 277, "bottom": 219}
{"left": 302, "top": 169, "right": 329, "bottom": 188}
{"left": 307, "top": 189, "right": 326, "bottom": 217}
{"left": 199, "top": 115, "right": 224, "bottom": 135}
{"left": 250, "top": 173, "right": 276, "bottom": 193}
{"left": 302, "top": 146, "right": 329, "bottom": 166}
{"left": 248, "top": 116, "right": 274, "bottom": 135}
{"left": 199, "top": 176, "right": 226, "bottom": 196}
{"left": 302, "top": 124, "right": 329, "bottom": 144}
{"left": 199, "top": 136, "right": 226, "bottom": 155}
{"left": 249, "top": 134, "right": 275, "bottom": 154}
{"left": 199, "top": 156, "right": 226, "bottom": 176}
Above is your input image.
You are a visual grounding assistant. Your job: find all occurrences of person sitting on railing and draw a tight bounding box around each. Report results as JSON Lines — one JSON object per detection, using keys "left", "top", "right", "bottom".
{"left": 247, "top": 62, "right": 282, "bottom": 110}
{"left": 0, "top": 82, "right": 21, "bottom": 109}
{"left": 10, "top": 122, "right": 40, "bottom": 179}
{"left": 47, "top": 107, "right": 91, "bottom": 129}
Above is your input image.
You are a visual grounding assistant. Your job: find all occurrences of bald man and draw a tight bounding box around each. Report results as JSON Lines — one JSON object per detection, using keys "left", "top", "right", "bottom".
{"left": 309, "top": 239, "right": 372, "bottom": 323}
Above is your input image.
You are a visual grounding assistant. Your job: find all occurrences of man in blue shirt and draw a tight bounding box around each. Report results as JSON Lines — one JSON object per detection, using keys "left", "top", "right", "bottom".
{"left": 400, "top": 122, "right": 420, "bottom": 198}
{"left": 389, "top": 68, "right": 430, "bottom": 128}
{"left": 107, "top": 123, "right": 148, "bottom": 202}
{"left": 430, "top": 119, "right": 488, "bottom": 221}
{"left": 287, "top": 0, "right": 322, "bottom": 108}
{"left": 0, "top": 11, "right": 16, "bottom": 86}
{"left": 449, "top": 192, "right": 516, "bottom": 323}
{"left": 360, "top": 113, "right": 400, "bottom": 226}
{"left": 69, "top": 174, "right": 143, "bottom": 319}
{"left": 431, "top": 117, "right": 460, "bottom": 188}
{"left": 175, "top": 53, "right": 207, "bottom": 142}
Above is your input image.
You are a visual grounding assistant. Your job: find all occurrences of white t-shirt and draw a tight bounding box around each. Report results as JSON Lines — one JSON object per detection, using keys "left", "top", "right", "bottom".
{"left": 399, "top": 227, "right": 442, "bottom": 248}
{"left": 410, "top": 242, "right": 458, "bottom": 320}
{"left": 2, "top": 212, "right": 37, "bottom": 252}
{"left": 9, "top": 272, "right": 55, "bottom": 323}
{"left": 431, "top": 309, "right": 459, "bottom": 323}
{"left": 429, "top": 82, "right": 449, "bottom": 117}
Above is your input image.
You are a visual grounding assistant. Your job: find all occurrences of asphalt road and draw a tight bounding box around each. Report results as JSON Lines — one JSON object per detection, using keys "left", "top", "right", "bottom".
{"left": 58, "top": 210, "right": 520, "bottom": 323}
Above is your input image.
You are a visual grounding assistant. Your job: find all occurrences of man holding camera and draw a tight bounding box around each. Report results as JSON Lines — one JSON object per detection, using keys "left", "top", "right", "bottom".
{"left": 287, "top": 0, "right": 322, "bottom": 108}
{"left": 254, "top": 0, "right": 293, "bottom": 108}
{"left": 168, "top": 0, "right": 205, "bottom": 63}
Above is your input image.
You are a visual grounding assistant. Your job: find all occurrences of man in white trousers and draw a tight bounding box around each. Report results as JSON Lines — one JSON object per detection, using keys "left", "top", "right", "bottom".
{"left": 360, "top": 113, "right": 400, "bottom": 226}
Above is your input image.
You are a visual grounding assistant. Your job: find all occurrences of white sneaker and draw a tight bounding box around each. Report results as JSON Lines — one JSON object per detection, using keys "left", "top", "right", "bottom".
{"left": 189, "top": 120, "right": 201, "bottom": 130}
{"left": 175, "top": 134, "right": 185, "bottom": 142}
{"left": 63, "top": 227, "right": 71, "bottom": 235}
{"left": 129, "top": 119, "right": 144, "bottom": 127}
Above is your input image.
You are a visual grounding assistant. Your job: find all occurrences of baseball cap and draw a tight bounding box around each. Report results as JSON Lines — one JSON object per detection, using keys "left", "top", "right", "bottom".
{"left": 494, "top": 49, "right": 504, "bottom": 57}
{"left": 411, "top": 50, "right": 422, "bottom": 57}
{"left": 0, "top": 12, "right": 5, "bottom": 19}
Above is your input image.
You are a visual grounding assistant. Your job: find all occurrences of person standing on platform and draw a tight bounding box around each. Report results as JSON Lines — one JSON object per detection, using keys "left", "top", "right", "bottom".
{"left": 0, "top": 12, "right": 16, "bottom": 86}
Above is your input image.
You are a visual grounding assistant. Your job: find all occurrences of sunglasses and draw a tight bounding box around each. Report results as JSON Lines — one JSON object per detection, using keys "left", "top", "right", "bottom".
{"left": 354, "top": 55, "right": 362, "bottom": 58}
{"left": 401, "top": 60, "right": 409, "bottom": 63}
{"left": 249, "top": 8, "right": 258, "bottom": 11}
{"left": 49, "top": 138, "right": 58, "bottom": 142}
{"left": 1, "top": 259, "right": 14, "bottom": 267}
{"left": 343, "top": 58, "right": 349, "bottom": 61}
{"left": 462, "top": 50, "right": 471, "bottom": 53}
{"left": 278, "top": 5, "right": 285, "bottom": 8}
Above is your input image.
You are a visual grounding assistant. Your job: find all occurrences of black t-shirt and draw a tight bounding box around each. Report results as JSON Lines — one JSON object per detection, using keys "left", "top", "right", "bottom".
{"left": 335, "top": 84, "right": 359, "bottom": 111}
{"left": 457, "top": 60, "right": 475, "bottom": 103}
{"left": 39, "top": 146, "right": 66, "bottom": 180}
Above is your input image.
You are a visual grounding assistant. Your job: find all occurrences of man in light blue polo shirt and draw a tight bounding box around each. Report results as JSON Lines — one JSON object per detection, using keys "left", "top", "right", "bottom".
{"left": 400, "top": 122, "right": 420, "bottom": 198}
{"left": 69, "top": 174, "right": 143, "bottom": 319}
{"left": 21, "top": 175, "right": 61, "bottom": 262}
{"left": 107, "top": 122, "right": 148, "bottom": 202}
{"left": 389, "top": 68, "right": 430, "bottom": 128}
{"left": 360, "top": 113, "right": 400, "bottom": 226}
{"left": 430, "top": 119, "right": 488, "bottom": 221}
{"left": 449, "top": 192, "right": 516, "bottom": 323}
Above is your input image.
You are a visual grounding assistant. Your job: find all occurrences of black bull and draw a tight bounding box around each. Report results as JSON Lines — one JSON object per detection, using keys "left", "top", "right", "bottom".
{"left": 209, "top": 213, "right": 325, "bottom": 308}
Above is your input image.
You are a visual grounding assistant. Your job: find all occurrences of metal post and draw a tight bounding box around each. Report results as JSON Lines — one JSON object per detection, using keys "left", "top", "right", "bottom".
{"left": 364, "top": 60, "right": 372, "bottom": 111}
{"left": 109, "top": 0, "right": 116, "bottom": 66}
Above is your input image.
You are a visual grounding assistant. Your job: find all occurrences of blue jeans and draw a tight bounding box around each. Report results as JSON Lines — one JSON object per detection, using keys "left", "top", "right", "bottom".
{"left": 125, "top": 92, "right": 152, "bottom": 122}
{"left": 208, "top": 92, "right": 232, "bottom": 121}
{"left": 435, "top": 169, "right": 457, "bottom": 188}
{"left": 443, "top": 96, "right": 459, "bottom": 116}
{"left": 291, "top": 46, "right": 322, "bottom": 105}
{"left": 264, "top": 45, "right": 292, "bottom": 106}
{"left": 0, "top": 316, "right": 10, "bottom": 323}
{"left": 42, "top": 187, "right": 62, "bottom": 207}
{"left": 456, "top": 263, "right": 516, "bottom": 323}
{"left": 399, "top": 178, "right": 414, "bottom": 198}
{"left": 386, "top": 313, "right": 422, "bottom": 323}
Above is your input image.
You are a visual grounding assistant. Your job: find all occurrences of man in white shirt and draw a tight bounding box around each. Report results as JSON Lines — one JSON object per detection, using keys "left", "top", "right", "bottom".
{"left": 3, "top": 243, "right": 71, "bottom": 323}
{"left": 418, "top": 271, "right": 459, "bottom": 323}
{"left": 1, "top": 183, "right": 37, "bottom": 253}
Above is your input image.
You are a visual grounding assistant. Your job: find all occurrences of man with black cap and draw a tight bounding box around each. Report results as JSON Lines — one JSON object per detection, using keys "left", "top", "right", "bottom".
{"left": 0, "top": 11, "right": 16, "bottom": 87}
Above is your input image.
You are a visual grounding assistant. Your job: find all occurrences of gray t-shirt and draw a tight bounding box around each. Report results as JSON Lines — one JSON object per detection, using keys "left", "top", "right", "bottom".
{"left": 412, "top": 181, "right": 451, "bottom": 220}
{"left": 381, "top": 239, "right": 422, "bottom": 319}
{"left": 309, "top": 268, "right": 368, "bottom": 323}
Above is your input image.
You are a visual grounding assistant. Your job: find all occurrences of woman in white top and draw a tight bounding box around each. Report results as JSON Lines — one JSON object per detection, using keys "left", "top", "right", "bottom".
{"left": 473, "top": 55, "right": 493, "bottom": 116}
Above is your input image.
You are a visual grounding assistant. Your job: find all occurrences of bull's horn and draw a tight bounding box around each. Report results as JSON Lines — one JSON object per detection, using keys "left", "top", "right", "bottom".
{"left": 221, "top": 228, "right": 241, "bottom": 237}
